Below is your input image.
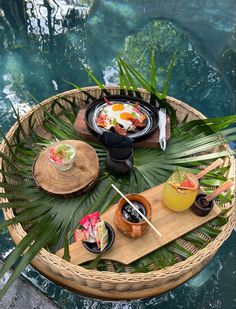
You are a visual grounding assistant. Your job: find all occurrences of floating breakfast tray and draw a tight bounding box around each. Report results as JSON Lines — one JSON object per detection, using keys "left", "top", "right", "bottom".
{"left": 73, "top": 109, "right": 171, "bottom": 148}
{"left": 56, "top": 183, "right": 221, "bottom": 265}
{"left": 33, "top": 140, "right": 99, "bottom": 198}
{"left": 3, "top": 86, "right": 235, "bottom": 300}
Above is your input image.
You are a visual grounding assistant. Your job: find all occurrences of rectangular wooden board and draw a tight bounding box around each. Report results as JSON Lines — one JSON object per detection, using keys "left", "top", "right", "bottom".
{"left": 73, "top": 109, "right": 171, "bottom": 148}
{"left": 56, "top": 184, "right": 221, "bottom": 265}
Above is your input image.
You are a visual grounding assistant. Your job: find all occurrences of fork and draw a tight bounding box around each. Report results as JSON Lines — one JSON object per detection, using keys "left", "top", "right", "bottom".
{"left": 158, "top": 108, "right": 167, "bottom": 150}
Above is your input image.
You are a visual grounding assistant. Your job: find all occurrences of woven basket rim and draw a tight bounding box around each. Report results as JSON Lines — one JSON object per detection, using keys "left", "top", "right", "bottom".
{"left": 1, "top": 86, "right": 235, "bottom": 296}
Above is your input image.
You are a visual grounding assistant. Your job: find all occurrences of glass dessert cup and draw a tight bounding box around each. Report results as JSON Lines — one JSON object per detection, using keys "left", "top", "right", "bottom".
{"left": 163, "top": 170, "right": 199, "bottom": 212}
{"left": 48, "top": 143, "right": 76, "bottom": 171}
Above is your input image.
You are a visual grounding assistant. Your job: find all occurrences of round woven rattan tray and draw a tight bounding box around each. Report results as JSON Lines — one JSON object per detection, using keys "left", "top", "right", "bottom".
{"left": 1, "top": 86, "right": 235, "bottom": 300}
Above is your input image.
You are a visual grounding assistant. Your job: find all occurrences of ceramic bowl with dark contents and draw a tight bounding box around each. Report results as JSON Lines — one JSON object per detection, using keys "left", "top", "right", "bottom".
{"left": 191, "top": 193, "right": 214, "bottom": 217}
{"left": 122, "top": 201, "right": 147, "bottom": 223}
{"left": 114, "top": 193, "right": 152, "bottom": 239}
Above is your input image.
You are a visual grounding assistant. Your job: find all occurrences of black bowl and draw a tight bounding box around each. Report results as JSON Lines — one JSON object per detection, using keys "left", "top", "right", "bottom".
{"left": 191, "top": 193, "right": 214, "bottom": 217}
{"left": 85, "top": 95, "right": 159, "bottom": 142}
{"left": 82, "top": 222, "right": 115, "bottom": 254}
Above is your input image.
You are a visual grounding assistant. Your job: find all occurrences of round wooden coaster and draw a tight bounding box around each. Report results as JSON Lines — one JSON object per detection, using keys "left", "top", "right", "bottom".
{"left": 33, "top": 140, "right": 99, "bottom": 197}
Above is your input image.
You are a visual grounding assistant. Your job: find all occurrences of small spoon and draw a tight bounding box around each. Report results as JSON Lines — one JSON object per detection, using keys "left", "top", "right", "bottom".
{"left": 196, "top": 158, "right": 223, "bottom": 180}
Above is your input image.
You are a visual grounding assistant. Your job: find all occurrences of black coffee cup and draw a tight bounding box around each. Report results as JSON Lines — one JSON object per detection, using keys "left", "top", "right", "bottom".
{"left": 106, "top": 150, "right": 133, "bottom": 176}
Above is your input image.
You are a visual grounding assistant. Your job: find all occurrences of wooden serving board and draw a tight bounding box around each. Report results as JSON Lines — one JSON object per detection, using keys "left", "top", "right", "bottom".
{"left": 73, "top": 109, "right": 171, "bottom": 148}
{"left": 56, "top": 184, "right": 221, "bottom": 265}
{"left": 33, "top": 140, "right": 99, "bottom": 197}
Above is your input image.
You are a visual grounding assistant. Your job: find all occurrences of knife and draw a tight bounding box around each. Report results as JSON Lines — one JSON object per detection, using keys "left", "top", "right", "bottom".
{"left": 158, "top": 108, "right": 167, "bottom": 150}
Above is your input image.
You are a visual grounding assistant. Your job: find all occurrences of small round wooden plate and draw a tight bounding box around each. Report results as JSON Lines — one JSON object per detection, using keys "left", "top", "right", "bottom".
{"left": 33, "top": 140, "right": 99, "bottom": 197}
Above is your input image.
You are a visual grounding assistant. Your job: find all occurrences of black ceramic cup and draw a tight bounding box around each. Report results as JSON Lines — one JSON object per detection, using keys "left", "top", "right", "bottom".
{"left": 82, "top": 222, "right": 115, "bottom": 254}
{"left": 191, "top": 193, "right": 214, "bottom": 217}
{"left": 106, "top": 150, "right": 133, "bottom": 176}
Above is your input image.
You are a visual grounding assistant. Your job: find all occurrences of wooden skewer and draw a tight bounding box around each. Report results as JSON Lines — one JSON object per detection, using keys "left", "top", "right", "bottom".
{"left": 111, "top": 184, "right": 162, "bottom": 237}
{"left": 196, "top": 158, "right": 223, "bottom": 180}
{"left": 205, "top": 179, "right": 234, "bottom": 202}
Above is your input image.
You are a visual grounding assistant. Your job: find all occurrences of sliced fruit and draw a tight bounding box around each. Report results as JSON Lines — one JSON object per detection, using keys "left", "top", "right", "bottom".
{"left": 179, "top": 176, "right": 197, "bottom": 190}
{"left": 169, "top": 171, "right": 198, "bottom": 191}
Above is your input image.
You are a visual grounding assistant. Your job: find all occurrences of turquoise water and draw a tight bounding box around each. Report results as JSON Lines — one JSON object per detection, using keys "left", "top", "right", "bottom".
{"left": 0, "top": 0, "right": 235, "bottom": 308}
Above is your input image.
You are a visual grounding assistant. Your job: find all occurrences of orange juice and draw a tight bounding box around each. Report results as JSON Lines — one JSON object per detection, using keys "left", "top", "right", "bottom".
{"left": 163, "top": 170, "right": 199, "bottom": 212}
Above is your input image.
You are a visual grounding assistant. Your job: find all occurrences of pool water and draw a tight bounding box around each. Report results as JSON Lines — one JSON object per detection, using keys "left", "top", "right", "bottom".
{"left": 0, "top": 0, "right": 235, "bottom": 308}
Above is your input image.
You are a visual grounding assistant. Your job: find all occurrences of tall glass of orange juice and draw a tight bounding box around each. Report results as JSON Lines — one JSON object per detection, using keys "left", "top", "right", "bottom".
{"left": 163, "top": 170, "right": 199, "bottom": 212}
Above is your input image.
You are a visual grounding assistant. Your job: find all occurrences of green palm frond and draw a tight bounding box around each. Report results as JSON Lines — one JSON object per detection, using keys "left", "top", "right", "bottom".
{"left": 161, "top": 51, "right": 177, "bottom": 99}
{"left": 63, "top": 80, "right": 97, "bottom": 102}
{"left": 117, "top": 55, "right": 177, "bottom": 126}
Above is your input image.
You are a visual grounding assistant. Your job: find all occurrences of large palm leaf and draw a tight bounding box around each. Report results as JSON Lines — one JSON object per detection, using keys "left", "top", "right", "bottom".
{"left": 0, "top": 57, "right": 235, "bottom": 298}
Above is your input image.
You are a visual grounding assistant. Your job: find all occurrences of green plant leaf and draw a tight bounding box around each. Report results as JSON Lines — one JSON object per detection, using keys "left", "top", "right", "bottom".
{"left": 161, "top": 51, "right": 177, "bottom": 99}
{"left": 167, "top": 241, "right": 192, "bottom": 259}
{"left": 0, "top": 220, "right": 58, "bottom": 299}
{"left": 83, "top": 66, "right": 111, "bottom": 96}
{"left": 62, "top": 229, "right": 71, "bottom": 262}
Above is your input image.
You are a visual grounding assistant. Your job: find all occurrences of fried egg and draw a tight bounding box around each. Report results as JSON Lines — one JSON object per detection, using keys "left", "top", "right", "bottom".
{"left": 101, "top": 103, "right": 142, "bottom": 130}
{"left": 115, "top": 116, "right": 132, "bottom": 130}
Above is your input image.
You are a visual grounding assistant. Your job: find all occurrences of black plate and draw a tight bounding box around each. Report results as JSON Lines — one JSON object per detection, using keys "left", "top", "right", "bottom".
{"left": 85, "top": 95, "right": 158, "bottom": 141}
{"left": 82, "top": 222, "right": 115, "bottom": 254}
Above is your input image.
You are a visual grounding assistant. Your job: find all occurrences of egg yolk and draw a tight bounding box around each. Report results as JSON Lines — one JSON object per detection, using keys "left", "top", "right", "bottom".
{"left": 112, "top": 104, "right": 124, "bottom": 111}
{"left": 120, "top": 112, "right": 133, "bottom": 120}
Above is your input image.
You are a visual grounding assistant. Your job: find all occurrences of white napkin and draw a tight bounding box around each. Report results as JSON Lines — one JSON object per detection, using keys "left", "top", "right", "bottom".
{"left": 158, "top": 109, "right": 167, "bottom": 150}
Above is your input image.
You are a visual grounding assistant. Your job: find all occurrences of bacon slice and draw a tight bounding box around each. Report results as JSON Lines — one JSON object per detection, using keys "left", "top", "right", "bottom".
{"left": 128, "top": 117, "right": 145, "bottom": 128}
{"left": 134, "top": 102, "right": 139, "bottom": 109}
{"left": 139, "top": 114, "right": 146, "bottom": 123}
{"left": 114, "top": 124, "right": 127, "bottom": 136}
{"left": 104, "top": 97, "right": 112, "bottom": 105}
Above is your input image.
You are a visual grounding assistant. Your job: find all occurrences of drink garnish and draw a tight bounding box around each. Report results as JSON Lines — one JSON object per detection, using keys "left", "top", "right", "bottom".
{"left": 179, "top": 176, "right": 197, "bottom": 190}
{"left": 169, "top": 171, "right": 198, "bottom": 192}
